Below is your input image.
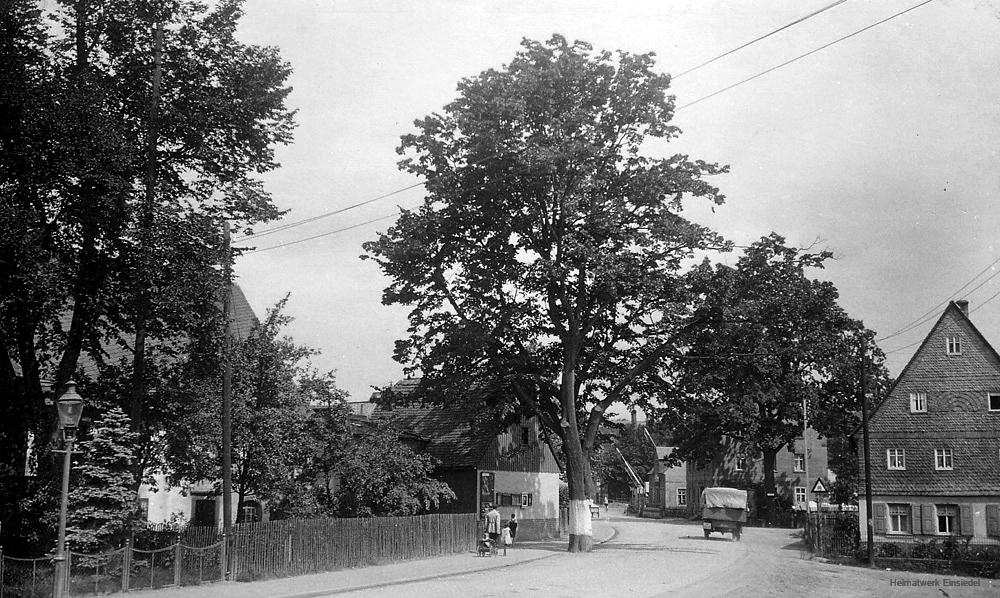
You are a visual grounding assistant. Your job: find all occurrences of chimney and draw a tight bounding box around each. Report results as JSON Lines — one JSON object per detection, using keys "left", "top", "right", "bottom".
{"left": 956, "top": 300, "right": 969, "bottom": 316}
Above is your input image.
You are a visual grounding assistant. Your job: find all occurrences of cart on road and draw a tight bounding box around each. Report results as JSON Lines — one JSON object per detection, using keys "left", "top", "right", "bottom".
{"left": 701, "top": 487, "right": 748, "bottom": 541}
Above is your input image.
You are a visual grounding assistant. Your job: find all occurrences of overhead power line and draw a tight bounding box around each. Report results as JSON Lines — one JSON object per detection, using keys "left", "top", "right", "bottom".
{"left": 243, "top": 0, "right": 935, "bottom": 253}
{"left": 673, "top": 0, "right": 848, "bottom": 79}
{"left": 236, "top": 182, "right": 424, "bottom": 242}
{"left": 240, "top": 2, "right": 872, "bottom": 246}
{"left": 877, "top": 257, "right": 1000, "bottom": 342}
{"left": 244, "top": 213, "right": 398, "bottom": 254}
{"left": 677, "top": 0, "right": 936, "bottom": 111}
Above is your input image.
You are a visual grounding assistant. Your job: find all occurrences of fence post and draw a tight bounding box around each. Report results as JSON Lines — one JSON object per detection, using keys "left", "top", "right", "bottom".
{"left": 174, "top": 542, "right": 182, "bottom": 586}
{"left": 219, "top": 531, "right": 226, "bottom": 583}
{"left": 122, "top": 538, "right": 131, "bottom": 592}
{"left": 65, "top": 549, "right": 72, "bottom": 596}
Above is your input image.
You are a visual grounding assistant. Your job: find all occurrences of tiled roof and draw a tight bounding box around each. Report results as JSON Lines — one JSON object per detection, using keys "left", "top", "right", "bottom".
{"left": 377, "top": 405, "right": 492, "bottom": 469}
{"left": 36, "top": 283, "right": 257, "bottom": 386}
{"left": 373, "top": 379, "right": 494, "bottom": 469}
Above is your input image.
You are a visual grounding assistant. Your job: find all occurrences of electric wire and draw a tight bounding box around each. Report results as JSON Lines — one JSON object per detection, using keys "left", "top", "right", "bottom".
{"left": 673, "top": 0, "right": 849, "bottom": 79}
{"left": 676, "top": 0, "right": 936, "bottom": 111}
{"left": 877, "top": 259, "right": 1000, "bottom": 342}
{"left": 238, "top": 2, "right": 888, "bottom": 245}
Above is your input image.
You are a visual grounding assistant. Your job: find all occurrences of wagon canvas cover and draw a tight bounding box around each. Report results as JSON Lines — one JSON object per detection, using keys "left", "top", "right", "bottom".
{"left": 702, "top": 487, "right": 747, "bottom": 509}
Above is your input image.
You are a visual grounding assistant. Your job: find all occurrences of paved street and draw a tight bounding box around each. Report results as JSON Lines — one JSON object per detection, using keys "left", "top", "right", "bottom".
{"left": 130, "top": 509, "right": 998, "bottom": 598}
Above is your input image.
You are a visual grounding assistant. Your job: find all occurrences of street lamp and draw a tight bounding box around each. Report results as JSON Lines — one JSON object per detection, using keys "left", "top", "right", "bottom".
{"left": 52, "top": 381, "right": 84, "bottom": 598}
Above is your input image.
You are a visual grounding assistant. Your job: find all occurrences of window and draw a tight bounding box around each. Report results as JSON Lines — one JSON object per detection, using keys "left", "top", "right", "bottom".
{"left": 909, "top": 392, "right": 927, "bottom": 413}
{"left": 989, "top": 393, "right": 1000, "bottom": 412}
{"left": 888, "top": 504, "right": 911, "bottom": 534}
{"left": 946, "top": 336, "right": 962, "bottom": 355}
{"left": 935, "top": 448, "right": 953, "bottom": 470}
{"left": 241, "top": 502, "right": 260, "bottom": 523}
{"left": 520, "top": 425, "right": 530, "bottom": 445}
{"left": 886, "top": 449, "right": 906, "bottom": 470}
{"left": 735, "top": 456, "right": 747, "bottom": 472}
{"left": 794, "top": 487, "right": 806, "bottom": 503}
{"left": 677, "top": 488, "right": 687, "bottom": 506}
{"left": 793, "top": 454, "right": 805, "bottom": 472}
{"left": 936, "top": 504, "right": 958, "bottom": 534}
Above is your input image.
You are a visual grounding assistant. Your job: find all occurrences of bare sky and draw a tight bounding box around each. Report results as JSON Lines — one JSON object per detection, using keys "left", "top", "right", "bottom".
{"left": 231, "top": 0, "right": 1000, "bottom": 402}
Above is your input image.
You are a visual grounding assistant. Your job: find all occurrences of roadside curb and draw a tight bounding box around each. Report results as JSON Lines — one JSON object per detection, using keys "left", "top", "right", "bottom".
{"left": 270, "top": 522, "right": 618, "bottom": 598}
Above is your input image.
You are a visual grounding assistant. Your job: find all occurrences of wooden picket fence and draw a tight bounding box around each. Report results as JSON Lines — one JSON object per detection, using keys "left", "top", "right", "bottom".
{"left": 228, "top": 513, "right": 477, "bottom": 581}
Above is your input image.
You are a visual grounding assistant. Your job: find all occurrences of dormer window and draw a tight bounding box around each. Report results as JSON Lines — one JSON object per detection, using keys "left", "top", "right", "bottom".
{"left": 909, "top": 392, "right": 927, "bottom": 413}
{"left": 989, "top": 393, "right": 1000, "bottom": 412}
{"left": 946, "top": 336, "right": 962, "bottom": 355}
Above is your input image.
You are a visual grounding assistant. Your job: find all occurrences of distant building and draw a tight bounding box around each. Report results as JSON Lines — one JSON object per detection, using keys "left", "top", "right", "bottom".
{"left": 645, "top": 446, "right": 687, "bottom": 515}
{"left": 370, "top": 379, "right": 563, "bottom": 540}
{"left": 857, "top": 300, "right": 1000, "bottom": 543}
{"left": 686, "top": 428, "right": 832, "bottom": 518}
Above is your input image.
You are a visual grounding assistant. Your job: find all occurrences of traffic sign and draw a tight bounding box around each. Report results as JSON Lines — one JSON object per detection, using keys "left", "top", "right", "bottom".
{"left": 811, "top": 478, "right": 828, "bottom": 493}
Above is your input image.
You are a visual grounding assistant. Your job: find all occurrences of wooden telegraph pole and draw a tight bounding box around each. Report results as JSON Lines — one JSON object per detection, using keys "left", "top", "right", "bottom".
{"left": 221, "top": 221, "right": 233, "bottom": 579}
{"left": 859, "top": 338, "right": 874, "bottom": 567}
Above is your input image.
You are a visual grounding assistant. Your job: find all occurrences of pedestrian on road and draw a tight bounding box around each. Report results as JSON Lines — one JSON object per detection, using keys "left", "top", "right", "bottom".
{"left": 486, "top": 504, "right": 501, "bottom": 546}
{"left": 500, "top": 522, "right": 512, "bottom": 556}
{"left": 508, "top": 513, "right": 518, "bottom": 543}
{"left": 603, "top": 495, "right": 609, "bottom": 514}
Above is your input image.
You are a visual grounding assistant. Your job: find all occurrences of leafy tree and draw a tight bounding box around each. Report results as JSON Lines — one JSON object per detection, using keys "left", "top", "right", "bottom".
{"left": 591, "top": 424, "right": 654, "bottom": 500}
{"left": 164, "top": 297, "right": 344, "bottom": 521}
{"left": 0, "top": 0, "right": 294, "bottom": 546}
{"left": 364, "top": 35, "right": 727, "bottom": 552}
{"left": 334, "top": 422, "right": 456, "bottom": 517}
{"left": 67, "top": 407, "right": 138, "bottom": 552}
{"left": 653, "top": 234, "right": 888, "bottom": 519}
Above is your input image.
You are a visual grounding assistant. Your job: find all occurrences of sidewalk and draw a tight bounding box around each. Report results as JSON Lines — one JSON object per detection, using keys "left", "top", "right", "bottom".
{"left": 127, "top": 521, "right": 615, "bottom": 598}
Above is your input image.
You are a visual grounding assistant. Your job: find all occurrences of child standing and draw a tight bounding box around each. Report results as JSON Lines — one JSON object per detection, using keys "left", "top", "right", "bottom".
{"left": 500, "top": 522, "right": 512, "bottom": 556}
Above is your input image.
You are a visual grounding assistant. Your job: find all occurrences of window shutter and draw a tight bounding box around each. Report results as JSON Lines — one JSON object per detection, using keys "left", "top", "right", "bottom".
{"left": 921, "top": 504, "right": 936, "bottom": 535}
{"left": 910, "top": 504, "right": 920, "bottom": 534}
{"left": 959, "top": 504, "right": 974, "bottom": 536}
{"left": 873, "top": 503, "right": 887, "bottom": 534}
{"left": 986, "top": 504, "right": 1000, "bottom": 537}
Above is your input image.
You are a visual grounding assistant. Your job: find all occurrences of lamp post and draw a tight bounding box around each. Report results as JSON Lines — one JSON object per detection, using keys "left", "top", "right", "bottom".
{"left": 52, "top": 381, "right": 84, "bottom": 598}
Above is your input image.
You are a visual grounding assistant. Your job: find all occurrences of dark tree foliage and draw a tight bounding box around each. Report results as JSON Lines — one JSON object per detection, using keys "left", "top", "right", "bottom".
{"left": 364, "top": 35, "right": 727, "bottom": 552}
{"left": 0, "top": 0, "right": 294, "bottom": 547}
{"left": 651, "top": 234, "right": 889, "bottom": 515}
{"left": 333, "top": 422, "right": 456, "bottom": 518}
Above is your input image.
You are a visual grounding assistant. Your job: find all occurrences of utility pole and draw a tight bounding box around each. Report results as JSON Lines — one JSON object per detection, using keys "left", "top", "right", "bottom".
{"left": 859, "top": 338, "right": 874, "bottom": 567}
{"left": 802, "top": 396, "right": 809, "bottom": 507}
{"left": 221, "top": 221, "right": 233, "bottom": 579}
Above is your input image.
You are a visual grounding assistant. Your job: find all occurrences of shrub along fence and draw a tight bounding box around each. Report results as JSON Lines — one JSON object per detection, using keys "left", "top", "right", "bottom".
{"left": 1, "top": 513, "right": 478, "bottom": 597}
{"left": 805, "top": 512, "right": 1000, "bottom": 578}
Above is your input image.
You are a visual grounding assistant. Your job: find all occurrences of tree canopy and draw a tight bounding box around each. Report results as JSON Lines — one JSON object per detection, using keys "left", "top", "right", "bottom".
{"left": 364, "top": 35, "right": 728, "bottom": 551}
{"left": 651, "top": 234, "right": 889, "bottom": 512}
{"left": 1, "top": 0, "right": 294, "bottom": 546}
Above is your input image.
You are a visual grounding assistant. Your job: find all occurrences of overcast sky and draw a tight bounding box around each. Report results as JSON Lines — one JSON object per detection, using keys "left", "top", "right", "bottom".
{"left": 231, "top": 0, "right": 1000, "bottom": 403}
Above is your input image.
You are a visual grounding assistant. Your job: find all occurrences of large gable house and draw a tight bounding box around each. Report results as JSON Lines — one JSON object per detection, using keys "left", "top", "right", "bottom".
{"left": 859, "top": 300, "right": 1000, "bottom": 542}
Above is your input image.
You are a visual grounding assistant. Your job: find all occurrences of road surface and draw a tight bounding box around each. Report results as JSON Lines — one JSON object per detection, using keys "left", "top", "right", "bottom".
{"left": 323, "top": 514, "right": 997, "bottom": 598}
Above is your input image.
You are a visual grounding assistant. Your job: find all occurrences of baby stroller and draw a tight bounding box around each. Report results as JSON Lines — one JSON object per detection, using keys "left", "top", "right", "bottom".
{"left": 477, "top": 534, "right": 496, "bottom": 557}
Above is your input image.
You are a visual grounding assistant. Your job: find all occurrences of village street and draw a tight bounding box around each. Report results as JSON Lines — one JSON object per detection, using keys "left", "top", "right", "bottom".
{"left": 328, "top": 515, "right": 997, "bottom": 598}
{"left": 134, "top": 509, "right": 997, "bottom": 598}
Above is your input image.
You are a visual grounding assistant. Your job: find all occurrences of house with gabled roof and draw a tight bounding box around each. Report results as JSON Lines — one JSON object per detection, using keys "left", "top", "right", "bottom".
{"left": 369, "top": 379, "right": 563, "bottom": 540}
{"left": 644, "top": 446, "right": 688, "bottom": 516}
{"left": 858, "top": 300, "right": 1000, "bottom": 543}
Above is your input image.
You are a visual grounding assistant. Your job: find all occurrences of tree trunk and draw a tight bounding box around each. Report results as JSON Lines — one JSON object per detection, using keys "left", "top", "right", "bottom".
{"left": 762, "top": 448, "right": 777, "bottom": 526}
{"left": 561, "top": 364, "right": 593, "bottom": 552}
